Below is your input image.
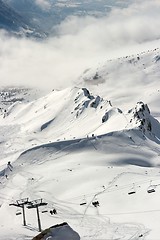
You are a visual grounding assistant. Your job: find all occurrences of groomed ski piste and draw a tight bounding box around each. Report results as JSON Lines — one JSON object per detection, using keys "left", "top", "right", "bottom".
{"left": 0, "top": 46, "right": 160, "bottom": 240}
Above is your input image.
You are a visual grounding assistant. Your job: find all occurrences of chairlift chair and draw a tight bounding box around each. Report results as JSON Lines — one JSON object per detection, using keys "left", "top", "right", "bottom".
{"left": 53, "top": 208, "right": 57, "bottom": 214}
{"left": 42, "top": 210, "right": 48, "bottom": 213}
{"left": 92, "top": 200, "right": 99, "bottom": 207}
{"left": 80, "top": 202, "right": 87, "bottom": 206}
{"left": 128, "top": 184, "right": 136, "bottom": 195}
{"left": 41, "top": 206, "right": 48, "bottom": 213}
{"left": 80, "top": 196, "right": 87, "bottom": 206}
{"left": 147, "top": 188, "right": 155, "bottom": 193}
{"left": 50, "top": 208, "right": 57, "bottom": 215}
{"left": 147, "top": 181, "right": 156, "bottom": 194}
{"left": 128, "top": 190, "right": 136, "bottom": 195}
{"left": 16, "top": 211, "right": 22, "bottom": 216}
{"left": 92, "top": 195, "right": 100, "bottom": 207}
{"left": 15, "top": 206, "right": 22, "bottom": 215}
{"left": 147, "top": 181, "right": 156, "bottom": 193}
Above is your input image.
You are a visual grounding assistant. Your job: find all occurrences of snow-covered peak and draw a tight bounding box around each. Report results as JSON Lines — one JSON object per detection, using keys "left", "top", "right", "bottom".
{"left": 0, "top": 86, "right": 159, "bottom": 147}
{"left": 0, "top": 50, "right": 160, "bottom": 239}
{"left": 128, "top": 101, "right": 151, "bottom": 130}
{"left": 127, "top": 101, "right": 160, "bottom": 142}
{"left": 73, "top": 87, "right": 104, "bottom": 117}
{"left": 78, "top": 47, "right": 160, "bottom": 122}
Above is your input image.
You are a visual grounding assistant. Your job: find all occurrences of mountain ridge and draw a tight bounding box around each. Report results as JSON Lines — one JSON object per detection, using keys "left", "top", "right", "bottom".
{"left": 0, "top": 46, "right": 160, "bottom": 239}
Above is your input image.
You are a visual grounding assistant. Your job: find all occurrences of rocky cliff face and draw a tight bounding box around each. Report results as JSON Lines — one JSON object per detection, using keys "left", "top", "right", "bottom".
{"left": 128, "top": 102, "right": 152, "bottom": 132}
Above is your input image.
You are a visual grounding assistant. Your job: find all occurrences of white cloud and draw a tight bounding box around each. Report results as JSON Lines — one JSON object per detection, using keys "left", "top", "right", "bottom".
{"left": 34, "top": 0, "right": 51, "bottom": 10}
{"left": 0, "top": 0, "right": 160, "bottom": 91}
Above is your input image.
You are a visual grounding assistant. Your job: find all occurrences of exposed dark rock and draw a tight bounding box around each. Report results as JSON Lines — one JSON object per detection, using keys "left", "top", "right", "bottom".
{"left": 154, "top": 55, "right": 160, "bottom": 62}
{"left": 32, "top": 222, "right": 80, "bottom": 240}
{"left": 74, "top": 88, "right": 102, "bottom": 117}
{"left": 102, "top": 112, "right": 108, "bottom": 123}
{"left": 90, "top": 96, "right": 101, "bottom": 108}
{"left": 129, "top": 102, "right": 152, "bottom": 133}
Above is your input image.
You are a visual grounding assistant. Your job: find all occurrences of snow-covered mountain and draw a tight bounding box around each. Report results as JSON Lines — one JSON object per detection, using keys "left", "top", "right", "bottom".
{"left": 5, "top": 0, "right": 133, "bottom": 34}
{"left": 0, "top": 45, "right": 160, "bottom": 239}
{"left": 78, "top": 47, "right": 160, "bottom": 121}
{"left": 0, "top": 0, "right": 46, "bottom": 38}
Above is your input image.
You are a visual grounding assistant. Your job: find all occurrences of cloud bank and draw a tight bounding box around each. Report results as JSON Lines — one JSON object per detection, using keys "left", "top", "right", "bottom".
{"left": 35, "top": 0, "right": 51, "bottom": 10}
{"left": 0, "top": 0, "right": 160, "bottom": 91}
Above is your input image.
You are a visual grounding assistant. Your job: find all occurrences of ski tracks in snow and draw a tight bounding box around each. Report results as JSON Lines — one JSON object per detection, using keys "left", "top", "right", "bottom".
{"left": 79, "top": 170, "right": 149, "bottom": 240}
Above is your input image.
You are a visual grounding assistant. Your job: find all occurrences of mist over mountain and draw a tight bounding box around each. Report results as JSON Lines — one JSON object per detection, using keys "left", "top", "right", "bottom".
{"left": 0, "top": 0, "right": 46, "bottom": 37}
{"left": 5, "top": 0, "right": 133, "bottom": 34}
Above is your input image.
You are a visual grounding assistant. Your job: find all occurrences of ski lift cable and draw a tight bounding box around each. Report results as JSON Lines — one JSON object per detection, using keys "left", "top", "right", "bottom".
{"left": 0, "top": 195, "right": 15, "bottom": 202}
{"left": 45, "top": 205, "right": 160, "bottom": 216}
{"left": 37, "top": 196, "right": 160, "bottom": 227}
{"left": 64, "top": 177, "right": 160, "bottom": 202}
{"left": 80, "top": 194, "right": 97, "bottom": 224}
{"left": 12, "top": 175, "right": 159, "bottom": 214}
{"left": 100, "top": 208, "right": 160, "bottom": 216}
{"left": 42, "top": 198, "right": 78, "bottom": 216}
{"left": 53, "top": 178, "right": 160, "bottom": 207}
{"left": 39, "top": 200, "right": 70, "bottom": 223}
{"left": 20, "top": 177, "right": 160, "bottom": 217}
{"left": 50, "top": 208, "right": 160, "bottom": 217}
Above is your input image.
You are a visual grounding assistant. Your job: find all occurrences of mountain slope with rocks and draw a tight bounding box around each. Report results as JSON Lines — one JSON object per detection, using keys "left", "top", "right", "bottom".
{"left": 5, "top": 0, "right": 133, "bottom": 33}
{"left": 78, "top": 47, "right": 160, "bottom": 122}
{"left": 0, "top": 47, "right": 160, "bottom": 240}
{"left": 0, "top": 0, "right": 46, "bottom": 38}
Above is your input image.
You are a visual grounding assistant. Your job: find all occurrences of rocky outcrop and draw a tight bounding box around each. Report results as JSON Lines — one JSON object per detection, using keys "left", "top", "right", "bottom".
{"left": 74, "top": 88, "right": 103, "bottom": 117}
{"left": 128, "top": 101, "right": 152, "bottom": 133}
{"left": 32, "top": 222, "right": 80, "bottom": 240}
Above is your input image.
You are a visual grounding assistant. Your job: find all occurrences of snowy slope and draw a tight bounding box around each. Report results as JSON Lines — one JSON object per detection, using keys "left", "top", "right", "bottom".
{"left": 0, "top": 48, "right": 160, "bottom": 240}
{"left": 78, "top": 48, "right": 160, "bottom": 122}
